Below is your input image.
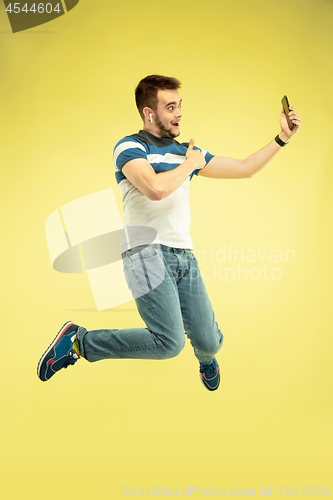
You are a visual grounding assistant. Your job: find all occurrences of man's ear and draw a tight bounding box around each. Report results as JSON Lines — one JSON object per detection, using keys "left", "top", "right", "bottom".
{"left": 142, "top": 107, "right": 152, "bottom": 122}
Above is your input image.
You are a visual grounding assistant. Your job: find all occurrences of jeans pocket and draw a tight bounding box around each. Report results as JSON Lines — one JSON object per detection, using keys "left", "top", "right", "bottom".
{"left": 123, "top": 259, "right": 132, "bottom": 293}
{"left": 128, "top": 244, "right": 160, "bottom": 264}
{"left": 123, "top": 245, "right": 165, "bottom": 299}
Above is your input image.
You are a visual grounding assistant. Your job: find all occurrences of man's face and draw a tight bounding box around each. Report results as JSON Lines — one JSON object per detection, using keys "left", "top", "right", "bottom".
{"left": 153, "top": 89, "right": 182, "bottom": 138}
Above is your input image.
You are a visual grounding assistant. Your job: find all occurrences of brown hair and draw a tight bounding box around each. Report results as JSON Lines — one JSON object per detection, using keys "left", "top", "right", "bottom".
{"left": 135, "top": 75, "right": 181, "bottom": 120}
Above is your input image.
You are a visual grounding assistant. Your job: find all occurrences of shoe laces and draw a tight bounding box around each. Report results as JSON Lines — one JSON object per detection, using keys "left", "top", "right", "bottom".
{"left": 201, "top": 360, "right": 217, "bottom": 378}
{"left": 64, "top": 351, "right": 79, "bottom": 369}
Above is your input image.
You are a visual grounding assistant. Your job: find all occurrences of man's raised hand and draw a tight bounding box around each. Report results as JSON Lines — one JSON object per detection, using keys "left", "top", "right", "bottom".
{"left": 280, "top": 106, "right": 302, "bottom": 140}
{"left": 185, "top": 138, "right": 206, "bottom": 170}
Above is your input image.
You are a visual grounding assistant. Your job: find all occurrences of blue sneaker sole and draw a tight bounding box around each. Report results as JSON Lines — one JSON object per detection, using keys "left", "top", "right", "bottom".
{"left": 37, "top": 321, "right": 75, "bottom": 381}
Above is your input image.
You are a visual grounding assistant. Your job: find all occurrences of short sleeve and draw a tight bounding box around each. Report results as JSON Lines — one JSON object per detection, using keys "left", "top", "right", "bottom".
{"left": 113, "top": 137, "right": 148, "bottom": 173}
{"left": 190, "top": 148, "right": 215, "bottom": 179}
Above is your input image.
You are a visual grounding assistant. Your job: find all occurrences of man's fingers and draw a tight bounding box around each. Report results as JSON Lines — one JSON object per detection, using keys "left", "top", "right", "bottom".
{"left": 186, "top": 138, "right": 195, "bottom": 160}
{"left": 188, "top": 138, "right": 194, "bottom": 150}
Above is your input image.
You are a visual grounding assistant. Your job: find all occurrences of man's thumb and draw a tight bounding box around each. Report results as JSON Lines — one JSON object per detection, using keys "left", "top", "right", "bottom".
{"left": 188, "top": 138, "right": 194, "bottom": 150}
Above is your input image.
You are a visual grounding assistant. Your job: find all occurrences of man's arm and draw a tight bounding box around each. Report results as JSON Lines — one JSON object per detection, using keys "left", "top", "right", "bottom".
{"left": 198, "top": 106, "right": 302, "bottom": 179}
{"left": 122, "top": 138, "right": 206, "bottom": 200}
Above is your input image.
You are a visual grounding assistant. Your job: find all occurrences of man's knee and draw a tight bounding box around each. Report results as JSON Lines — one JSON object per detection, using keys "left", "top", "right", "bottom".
{"left": 195, "top": 331, "right": 224, "bottom": 356}
{"left": 163, "top": 333, "right": 185, "bottom": 359}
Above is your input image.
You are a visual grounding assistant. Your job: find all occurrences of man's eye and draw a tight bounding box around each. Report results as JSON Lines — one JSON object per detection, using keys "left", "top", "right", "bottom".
{"left": 168, "top": 106, "right": 174, "bottom": 111}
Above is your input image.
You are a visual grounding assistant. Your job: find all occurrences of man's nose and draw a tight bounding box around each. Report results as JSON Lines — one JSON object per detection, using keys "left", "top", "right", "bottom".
{"left": 175, "top": 107, "right": 182, "bottom": 118}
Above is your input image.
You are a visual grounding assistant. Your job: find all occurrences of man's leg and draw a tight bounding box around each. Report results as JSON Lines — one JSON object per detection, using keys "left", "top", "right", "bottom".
{"left": 38, "top": 244, "right": 187, "bottom": 380}
{"left": 77, "top": 244, "right": 187, "bottom": 362}
{"left": 177, "top": 250, "right": 223, "bottom": 364}
{"left": 175, "top": 249, "right": 223, "bottom": 390}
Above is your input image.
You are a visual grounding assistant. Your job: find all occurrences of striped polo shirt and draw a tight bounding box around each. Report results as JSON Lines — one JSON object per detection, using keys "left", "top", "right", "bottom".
{"left": 113, "top": 130, "right": 214, "bottom": 252}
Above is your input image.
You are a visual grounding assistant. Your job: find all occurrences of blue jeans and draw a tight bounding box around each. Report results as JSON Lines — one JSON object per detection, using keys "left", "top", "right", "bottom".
{"left": 76, "top": 244, "right": 223, "bottom": 365}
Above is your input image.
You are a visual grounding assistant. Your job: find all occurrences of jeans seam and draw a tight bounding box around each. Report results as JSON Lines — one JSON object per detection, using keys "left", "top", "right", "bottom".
{"left": 89, "top": 343, "right": 158, "bottom": 356}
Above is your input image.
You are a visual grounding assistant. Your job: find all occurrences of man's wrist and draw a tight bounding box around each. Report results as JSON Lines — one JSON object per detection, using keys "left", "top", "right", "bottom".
{"left": 185, "top": 156, "right": 203, "bottom": 172}
{"left": 278, "top": 131, "right": 290, "bottom": 144}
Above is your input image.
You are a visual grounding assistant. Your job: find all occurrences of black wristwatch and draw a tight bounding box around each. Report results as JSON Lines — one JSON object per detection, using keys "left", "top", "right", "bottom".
{"left": 275, "top": 134, "right": 288, "bottom": 147}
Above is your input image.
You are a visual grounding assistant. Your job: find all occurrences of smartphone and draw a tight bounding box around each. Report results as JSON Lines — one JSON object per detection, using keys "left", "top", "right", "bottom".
{"left": 281, "top": 95, "right": 294, "bottom": 130}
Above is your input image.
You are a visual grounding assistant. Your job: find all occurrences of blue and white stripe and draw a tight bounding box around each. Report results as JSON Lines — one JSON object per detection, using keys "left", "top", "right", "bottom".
{"left": 113, "top": 132, "right": 214, "bottom": 185}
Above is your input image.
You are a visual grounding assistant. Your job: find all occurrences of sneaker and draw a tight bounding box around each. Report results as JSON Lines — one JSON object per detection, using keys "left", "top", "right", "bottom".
{"left": 199, "top": 358, "right": 220, "bottom": 391}
{"left": 37, "top": 321, "right": 80, "bottom": 382}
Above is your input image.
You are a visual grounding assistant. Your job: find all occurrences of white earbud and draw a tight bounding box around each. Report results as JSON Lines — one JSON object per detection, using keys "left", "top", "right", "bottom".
{"left": 149, "top": 113, "right": 153, "bottom": 123}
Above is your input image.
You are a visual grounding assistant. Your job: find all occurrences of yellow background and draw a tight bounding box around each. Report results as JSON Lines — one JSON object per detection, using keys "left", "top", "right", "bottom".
{"left": 1, "top": 0, "right": 332, "bottom": 498}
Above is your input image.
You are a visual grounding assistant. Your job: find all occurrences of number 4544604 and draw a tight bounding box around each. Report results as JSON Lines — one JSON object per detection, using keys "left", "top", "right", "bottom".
{"left": 277, "top": 486, "right": 331, "bottom": 496}
{"left": 6, "top": 3, "right": 61, "bottom": 13}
